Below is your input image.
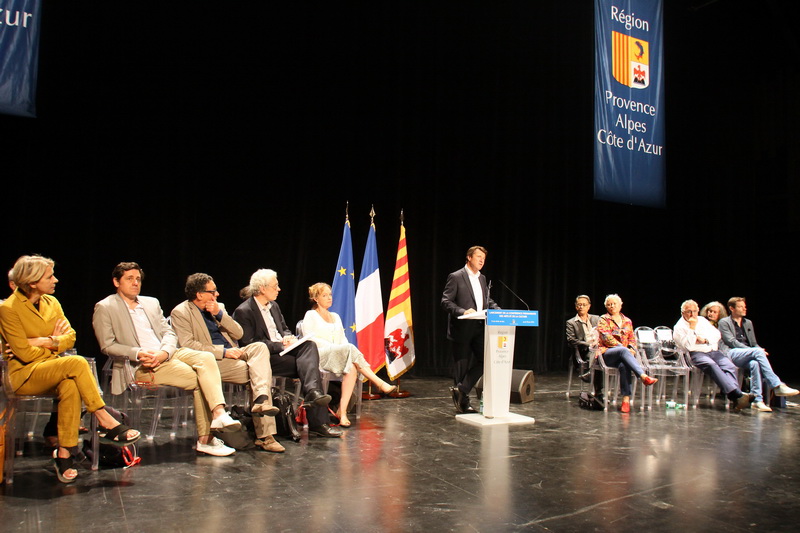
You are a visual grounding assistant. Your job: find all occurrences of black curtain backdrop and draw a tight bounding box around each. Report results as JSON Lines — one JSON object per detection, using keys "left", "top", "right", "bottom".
{"left": 3, "top": 1, "right": 799, "bottom": 380}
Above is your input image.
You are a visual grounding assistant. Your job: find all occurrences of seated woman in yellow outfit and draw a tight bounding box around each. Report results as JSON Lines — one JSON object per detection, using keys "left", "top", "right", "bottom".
{"left": 303, "top": 283, "right": 396, "bottom": 427}
{"left": 0, "top": 255, "right": 140, "bottom": 483}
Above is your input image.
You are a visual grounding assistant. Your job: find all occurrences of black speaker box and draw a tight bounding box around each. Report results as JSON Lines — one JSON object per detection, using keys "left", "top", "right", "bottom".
{"left": 475, "top": 369, "right": 535, "bottom": 404}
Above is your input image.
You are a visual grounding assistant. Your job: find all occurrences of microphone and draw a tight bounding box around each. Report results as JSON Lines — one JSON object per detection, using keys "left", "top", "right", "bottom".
{"left": 496, "top": 279, "right": 530, "bottom": 310}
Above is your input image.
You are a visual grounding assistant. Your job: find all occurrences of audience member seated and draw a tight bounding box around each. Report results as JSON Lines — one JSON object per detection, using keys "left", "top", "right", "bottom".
{"left": 93, "top": 262, "right": 244, "bottom": 457}
{"left": 699, "top": 301, "right": 727, "bottom": 328}
{"left": 232, "top": 269, "right": 342, "bottom": 438}
{"left": 596, "top": 294, "right": 657, "bottom": 413}
{"left": 565, "top": 294, "right": 601, "bottom": 395}
{"left": 673, "top": 299, "right": 753, "bottom": 411}
{"left": 718, "top": 297, "right": 798, "bottom": 412}
{"left": 0, "top": 255, "right": 140, "bottom": 483}
{"left": 303, "top": 282, "right": 397, "bottom": 427}
{"left": 171, "top": 273, "right": 285, "bottom": 453}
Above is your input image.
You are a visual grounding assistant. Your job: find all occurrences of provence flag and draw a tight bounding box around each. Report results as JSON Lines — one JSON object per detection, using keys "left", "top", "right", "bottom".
{"left": 355, "top": 222, "right": 385, "bottom": 372}
{"left": 594, "top": 0, "right": 665, "bottom": 208}
{"left": 0, "top": 0, "right": 42, "bottom": 117}
{"left": 330, "top": 220, "right": 357, "bottom": 345}
{"left": 384, "top": 221, "right": 415, "bottom": 380}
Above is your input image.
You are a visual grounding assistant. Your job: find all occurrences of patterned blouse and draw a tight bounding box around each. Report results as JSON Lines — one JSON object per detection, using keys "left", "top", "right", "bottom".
{"left": 596, "top": 313, "right": 636, "bottom": 356}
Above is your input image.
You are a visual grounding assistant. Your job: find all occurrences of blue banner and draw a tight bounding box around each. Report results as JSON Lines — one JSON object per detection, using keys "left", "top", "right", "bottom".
{"left": 594, "top": 0, "right": 665, "bottom": 208}
{"left": 0, "top": 0, "right": 42, "bottom": 117}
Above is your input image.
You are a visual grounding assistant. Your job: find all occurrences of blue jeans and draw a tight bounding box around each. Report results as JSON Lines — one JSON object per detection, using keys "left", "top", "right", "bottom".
{"left": 728, "top": 348, "right": 780, "bottom": 403}
{"left": 602, "top": 346, "right": 644, "bottom": 397}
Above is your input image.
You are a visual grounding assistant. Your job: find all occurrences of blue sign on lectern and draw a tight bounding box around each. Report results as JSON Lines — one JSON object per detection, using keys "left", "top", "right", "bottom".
{"left": 486, "top": 310, "right": 539, "bottom": 327}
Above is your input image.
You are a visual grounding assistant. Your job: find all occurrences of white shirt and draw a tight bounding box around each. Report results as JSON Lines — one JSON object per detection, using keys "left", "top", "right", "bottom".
{"left": 673, "top": 315, "right": 721, "bottom": 353}
{"left": 128, "top": 301, "right": 162, "bottom": 353}
{"left": 257, "top": 299, "right": 282, "bottom": 342}
{"left": 465, "top": 266, "right": 484, "bottom": 312}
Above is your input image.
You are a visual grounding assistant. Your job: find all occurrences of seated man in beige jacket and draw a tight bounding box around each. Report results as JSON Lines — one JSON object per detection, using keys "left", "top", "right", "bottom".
{"left": 170, "top": 272, "right": 283, "bottom": 453}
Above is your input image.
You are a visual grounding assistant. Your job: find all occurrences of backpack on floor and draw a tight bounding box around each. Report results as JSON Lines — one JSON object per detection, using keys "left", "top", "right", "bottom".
{"left": 215, "top": 405, "right": 255, "bottom": 450}
{"left": 578, "top": 391, "right": 605, "bottom": 411}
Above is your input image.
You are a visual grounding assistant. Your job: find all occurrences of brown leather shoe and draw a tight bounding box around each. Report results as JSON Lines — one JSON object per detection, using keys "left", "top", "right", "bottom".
{"left": 254, "top": 435, "right": 285, "bottom": 453}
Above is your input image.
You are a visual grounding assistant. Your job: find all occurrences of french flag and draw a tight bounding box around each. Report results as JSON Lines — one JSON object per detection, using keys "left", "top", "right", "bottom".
{"left": 355, "top": 222, "right": 385, "bottom": 372}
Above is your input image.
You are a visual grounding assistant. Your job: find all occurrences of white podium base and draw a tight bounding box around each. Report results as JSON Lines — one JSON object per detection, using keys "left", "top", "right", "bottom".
{"left": 455, "top": 412, "right": 535, "bottom": 427}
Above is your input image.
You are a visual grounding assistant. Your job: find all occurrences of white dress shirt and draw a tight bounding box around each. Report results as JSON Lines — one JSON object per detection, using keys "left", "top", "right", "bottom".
{"left": 673, "top": 315, "right": 721, "bottom": 353}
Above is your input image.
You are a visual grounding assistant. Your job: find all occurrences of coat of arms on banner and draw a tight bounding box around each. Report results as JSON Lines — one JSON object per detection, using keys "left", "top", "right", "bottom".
{"left": 611, "top": 31, "right": 649, "bottom": 89}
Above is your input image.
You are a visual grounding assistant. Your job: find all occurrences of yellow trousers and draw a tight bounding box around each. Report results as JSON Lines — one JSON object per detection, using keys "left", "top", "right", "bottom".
{"left": 15, "top": 356, "right": 105, "bottom": 449}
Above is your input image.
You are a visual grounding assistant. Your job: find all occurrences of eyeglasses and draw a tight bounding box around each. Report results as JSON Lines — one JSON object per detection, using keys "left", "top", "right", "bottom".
{"left": 200, "top": 290, "right": 219, "bottom": 295}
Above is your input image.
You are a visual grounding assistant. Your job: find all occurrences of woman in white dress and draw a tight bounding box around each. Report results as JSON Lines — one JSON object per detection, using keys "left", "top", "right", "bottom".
{"left": 303, "top": 282, "right": 396, "bottom": 427}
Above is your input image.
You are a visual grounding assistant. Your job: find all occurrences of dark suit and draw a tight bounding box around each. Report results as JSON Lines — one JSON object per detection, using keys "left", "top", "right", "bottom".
{"left": 441, "top": 267, "right": 499, "bottom": 394}
{"left": 232, "top": 297, "right": 328, "bottom": 427}
{"left": 566, "top": 314, "right": 601, "bottom": 393}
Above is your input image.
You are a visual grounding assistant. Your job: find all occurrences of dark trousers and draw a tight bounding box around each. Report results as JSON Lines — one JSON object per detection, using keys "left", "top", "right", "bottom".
{"left": 271, "top": 341, "right": 328, "bottom": 427}
{"left": 451, "top": 325, "right": 485, "bottom": 395}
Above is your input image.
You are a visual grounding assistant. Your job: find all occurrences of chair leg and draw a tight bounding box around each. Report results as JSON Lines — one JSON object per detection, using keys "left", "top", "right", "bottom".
{"left": 566, "top": 359, "right": 574, "bottom": 398}
{"left": 89, "top": 410, "right": 99, "bottom": 471}
{"left": 3, "top": 400, "right": 18, "bottom": 484}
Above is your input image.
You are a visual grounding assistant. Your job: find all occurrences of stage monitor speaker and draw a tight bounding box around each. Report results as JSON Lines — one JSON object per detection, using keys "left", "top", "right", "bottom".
{"left": 475, "top": 369, "right": 535, "bottom": 404}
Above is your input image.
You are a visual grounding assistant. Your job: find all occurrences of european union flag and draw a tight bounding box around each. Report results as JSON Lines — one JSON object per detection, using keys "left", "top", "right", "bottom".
{"left": 330, "top": 220, "right": 358, "bottom": 345}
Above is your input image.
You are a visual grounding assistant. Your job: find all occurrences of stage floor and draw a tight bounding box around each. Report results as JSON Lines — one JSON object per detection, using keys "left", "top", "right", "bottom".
{"left": 2, "top": 373, "right": 798, "bottom": 532}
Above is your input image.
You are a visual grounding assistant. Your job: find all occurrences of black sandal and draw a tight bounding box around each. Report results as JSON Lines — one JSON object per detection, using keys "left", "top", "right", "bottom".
{"left": 98, "top": 424, "right": 141, "bottom": 447}
{"left": 52, "top": 450, "right": 78, "bottom": 483}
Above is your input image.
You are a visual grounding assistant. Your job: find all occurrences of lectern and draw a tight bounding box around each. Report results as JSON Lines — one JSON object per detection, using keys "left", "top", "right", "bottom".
{"left": 456, "top": 309, "right": 538, "bottom": 427}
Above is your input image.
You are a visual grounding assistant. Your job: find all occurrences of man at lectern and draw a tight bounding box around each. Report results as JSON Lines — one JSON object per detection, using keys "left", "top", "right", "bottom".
{"left": 441, "top": 245, "right": 500, "bottom": 413}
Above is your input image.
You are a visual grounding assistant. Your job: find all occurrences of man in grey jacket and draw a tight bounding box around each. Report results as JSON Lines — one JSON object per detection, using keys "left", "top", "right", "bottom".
{"left": 718, "top": 296, "right": 798, "bottom": 412}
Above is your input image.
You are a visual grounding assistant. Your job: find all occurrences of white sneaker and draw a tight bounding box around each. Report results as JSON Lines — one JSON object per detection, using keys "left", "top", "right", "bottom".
{"left": 773, "top": 383, "right": 799, "bottom": 397}
{"left": 751, "top": 401, "right": 772, "bottom": 412}
{"left": 210, "top": 412, "right": 242, "bottom": 432}
{"left": 196, "top": 437, "right": 235, "bottom": 456}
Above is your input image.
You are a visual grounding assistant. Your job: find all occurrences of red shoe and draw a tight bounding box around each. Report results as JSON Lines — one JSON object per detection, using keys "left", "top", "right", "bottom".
{"left": 642, "top": 375, "right": 658, "bottom": 386}
{"left": 620, "top": 400, "right": 631, "bottom": 413}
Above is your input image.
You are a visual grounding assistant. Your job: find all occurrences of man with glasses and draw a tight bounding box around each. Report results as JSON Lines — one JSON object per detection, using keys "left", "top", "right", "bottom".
{"left": 673, "top": 299, "right": 753, "bottom": 411}
{"left": 232, "top": 268, "right": 342, "bottom": 438}
{"left": 566, "top": 295, "right": 601, "bottom": 393}
{"left": 718, "top": 297, "right": 798, "bottom": 412}
{"left": 171, "top": 272, "right": 285, "bottom": 452}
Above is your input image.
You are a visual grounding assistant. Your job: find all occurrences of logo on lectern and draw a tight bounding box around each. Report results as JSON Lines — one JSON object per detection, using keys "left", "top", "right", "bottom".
{"left": 497, "top": 336, "right": 508, "bottom": 349}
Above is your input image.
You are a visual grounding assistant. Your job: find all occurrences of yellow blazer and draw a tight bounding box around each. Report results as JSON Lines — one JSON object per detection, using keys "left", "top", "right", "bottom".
{"left": 0, "top": 289, "right": 76, "bottom": 391}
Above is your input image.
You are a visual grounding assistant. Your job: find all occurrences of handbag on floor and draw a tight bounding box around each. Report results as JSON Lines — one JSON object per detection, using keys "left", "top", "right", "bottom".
{"left": 272, "top": 386, "right": 301, "bottom": 442}
{"left": 83, "top": 406, "right": 141, "bottom": 468}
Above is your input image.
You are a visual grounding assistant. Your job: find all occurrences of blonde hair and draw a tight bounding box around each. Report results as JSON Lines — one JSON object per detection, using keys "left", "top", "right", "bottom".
{"left": 10, "top": 255, "right": 54, "bottom": 296}
{"left": 308, "top": 282, "right": 331, "bottom": 308}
